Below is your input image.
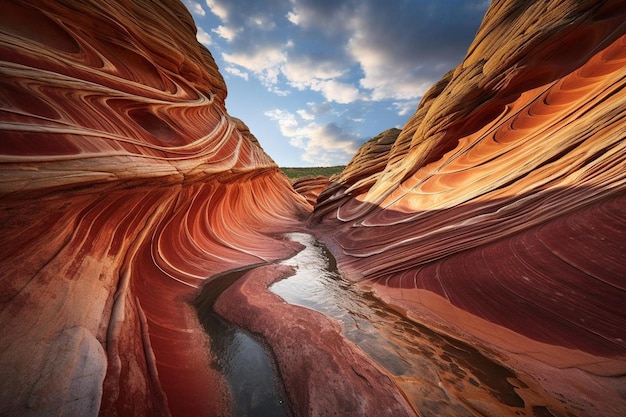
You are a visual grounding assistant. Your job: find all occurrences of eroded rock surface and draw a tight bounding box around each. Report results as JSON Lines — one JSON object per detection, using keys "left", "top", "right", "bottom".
{"left": 214, "top": 264, "right": 415, "bottom": 417}
{"left": 312, "top": 1, "right": 626, "bottom": 415}
{"left": 291, "top": 175, "right": 330, "bottom": 206}
{"left": 0, "top": 1, "right": 308, "bottom": 416}
{"left": 2, "top": 0, "right": 625, "bottom": 416}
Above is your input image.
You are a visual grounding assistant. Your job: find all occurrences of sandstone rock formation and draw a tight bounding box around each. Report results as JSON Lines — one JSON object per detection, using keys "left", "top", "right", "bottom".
{"left": 0, "top": 1, "right": 310, "bottom": 416}
{"left": 314, "top": 128, "right": 400, "bottom": 219}
{"left": 213, "top": 264, "right": 415, "bottom": 417}
{"left": 312, "top": 1, "right": 626, "bottom": 415}
{"left": 291, "top": 175, "right": 330, "bottom": 206}
{"left": 2, "top": 0, "right": 625, "bottom": 416}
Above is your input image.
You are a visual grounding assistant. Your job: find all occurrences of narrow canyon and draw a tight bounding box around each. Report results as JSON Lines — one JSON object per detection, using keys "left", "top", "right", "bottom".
{"left": 0, "top": 0, "right": 624, "bottom": 416}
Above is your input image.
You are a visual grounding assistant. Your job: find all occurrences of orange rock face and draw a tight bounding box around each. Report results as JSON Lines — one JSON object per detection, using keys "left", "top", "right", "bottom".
{"left": 314, "top": 128, "right": 400, "bottom": 219}
{"left": 291, "top": 175, "right": 330, "bottom": 206}
{"left": 2, "top": 0, "right": 625, "bottom": 416}
{"left": 0, "top": 1, "right": 308, "bottom": 416}
{"left": 312, "top": 1, "right": 626, "bottom": 415}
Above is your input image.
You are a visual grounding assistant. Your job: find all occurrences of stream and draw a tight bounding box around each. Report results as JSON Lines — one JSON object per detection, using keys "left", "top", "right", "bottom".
{"left": 196, "top": 232, "right": 558, "bottom": 417}
{"left": 194, "top": 266, "right": 291, "bottom": 417}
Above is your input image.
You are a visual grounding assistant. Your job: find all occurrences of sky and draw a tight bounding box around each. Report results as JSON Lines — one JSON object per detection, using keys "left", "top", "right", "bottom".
{"left": 182, "top": 0, "right": 490, "bottom": 167}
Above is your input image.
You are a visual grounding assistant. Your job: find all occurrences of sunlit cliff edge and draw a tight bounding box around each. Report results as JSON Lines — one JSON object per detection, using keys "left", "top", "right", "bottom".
{"left": 0, "top": 0, "right": 625, "bottom": 416}
{"left": 312, "top": 0, "right": 626, "bottom": 415}
{"left": 0, "top": 1, "right": 309, "bottom": 416}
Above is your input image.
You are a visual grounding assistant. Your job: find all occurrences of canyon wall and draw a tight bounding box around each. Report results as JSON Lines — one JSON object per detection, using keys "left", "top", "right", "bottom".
{"left": 312, "top": 0, "right": 626, "bottom": 415}
{"left": 2, "top": 0, "right": 625, "bottom": 416}
{"left": 0, "top": 1, "right": 309, "bottom": 416}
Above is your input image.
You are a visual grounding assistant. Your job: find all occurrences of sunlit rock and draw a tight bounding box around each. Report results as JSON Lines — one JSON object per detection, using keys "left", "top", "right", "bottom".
{"left": 315, "top": 128, "right": 400, "bottom": 219}
{"left": 0, "top": 1, "right": 309, "bottom": 416}
{"left": 2, "top": 0, "right": 625, "bottom": 416}
{"left": 311, "top": 1, "right": 626, "bottom": 415}
{"left": 291, "top": 175, "right": 329, "bottom": 206}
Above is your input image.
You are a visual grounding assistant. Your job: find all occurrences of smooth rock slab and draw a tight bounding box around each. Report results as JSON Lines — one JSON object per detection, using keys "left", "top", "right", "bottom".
{"left": 214, "top": 264, "right": 416, "bottom": 417}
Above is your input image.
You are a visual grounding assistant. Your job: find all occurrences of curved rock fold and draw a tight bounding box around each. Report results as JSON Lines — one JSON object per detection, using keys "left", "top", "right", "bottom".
{"left": 0, "top": 0, "right": 624, "bottom": 416}
{"left": 311, "top": 1, "right": 625, "bottom": 415}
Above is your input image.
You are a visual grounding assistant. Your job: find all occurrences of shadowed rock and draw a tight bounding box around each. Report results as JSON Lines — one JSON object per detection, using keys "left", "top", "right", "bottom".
{"left": 311, "top": 1, "right": 626, "bottom": 416}
{"left": 1, "top": 0, "right": 625, "bottom": 416}
{"left": 0, "top": 1, "right": 309, "bottom": 416}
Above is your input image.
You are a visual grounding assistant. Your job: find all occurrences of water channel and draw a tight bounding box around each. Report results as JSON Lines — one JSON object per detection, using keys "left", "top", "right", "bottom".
{"left": 194, "top": 265, "right": 291, "bottom": 417}
{"left": 196, "top": 232, "right": 559, "bottom": 417}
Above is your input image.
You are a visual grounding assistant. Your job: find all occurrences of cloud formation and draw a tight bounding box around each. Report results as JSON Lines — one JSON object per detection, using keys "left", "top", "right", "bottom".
{"left": 195, "top": 27, "right": 212, "bottom": 46}
{"left": 265, "top": 108, "right": 361, "bottom": 165}
{"left": 183, "top": 0, "right": 206, "bottom": 17}
{"left": 202, "top": 0, "right": 486, "bottom": 102}
{"left": 187, "top": 0, "right": 488, "bottom": 165}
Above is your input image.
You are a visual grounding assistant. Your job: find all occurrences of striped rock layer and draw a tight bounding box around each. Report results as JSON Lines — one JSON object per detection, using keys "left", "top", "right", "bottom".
{"left": 312, "top": 1, "right": 625, "bottom": 415}
{"left": 1, "top": 0, "right": 625, "bottom": 416}
{"left": 0, "top": 1, "right": 309, "bottom": 416}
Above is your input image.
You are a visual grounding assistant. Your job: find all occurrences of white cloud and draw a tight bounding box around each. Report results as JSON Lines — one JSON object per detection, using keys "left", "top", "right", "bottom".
{"left": 205, "top": 0, "right": 228, "bottom": 20}
{"left": 265, "top": 108, "right": 361, "bottom": 165}
{"left": 308, "top": 102, "right": 332, "bottom": 116}
{"left": 282, "top": 58, "right": 345, "bottom": 87}
{"left": 223, "top": 46, "right": 286, "bottom": 88}
{"left": 249, "top": 15, "right": 277, "bottom": 30}
{"left": 184, "top": 0, "right": 206, "bottom": 16}
{"left": 212, "top": 25, "right": 237, "bottom": 42}
{"left": 281, "top": 57, "right": 360, "bottom": 104}
{"left": 225, "top": 66, "right": 249, "bottom": 80}
{"left": 310, "top": 79, "right": 361, "bottom": 104}
{"left": 284, "top": 0, "right": 353, "bottom": 33}
{"left": 265, "top": 109, "right": 299, "bottom": 136}
{"left": 196, "top": 27, "right": 212, "bottom": 46}
{"left": 271, "top": 87, "right": 291, "bottom": 96}
{"left": 296, "top": 102, "right": 331, "bottom": 121}
{"left": 393, "top": 100, "right": 419, "bottom": 116}
{"left": 286, "top": 11, "right": 300, "bottom": 25}
{"left": 296, "top": 109, "right": 314, "bottom": 120}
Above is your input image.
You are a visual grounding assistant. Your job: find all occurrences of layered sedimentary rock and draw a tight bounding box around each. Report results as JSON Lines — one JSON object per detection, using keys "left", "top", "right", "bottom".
{"left": 214, "top": 264, "right": 415, "bottom": 417}
{"left": 315, "top": 128, "right": 400, "bottom": 219}
{"left": 312, "top": 0, "right": 626, "bottom": 415}
{"left": 0, "top": 1, "right": 310, "bottom": 416}
{"left": 291, "top": 175, "right": 330, "bottom": 206}
{"left": 3, "top": 0, "right": 626, "bottom": 416}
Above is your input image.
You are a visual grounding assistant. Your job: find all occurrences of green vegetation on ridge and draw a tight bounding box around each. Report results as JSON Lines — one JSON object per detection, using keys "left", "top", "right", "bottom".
{"left": 280, "top": 166, "right": 345, "bottom": 180}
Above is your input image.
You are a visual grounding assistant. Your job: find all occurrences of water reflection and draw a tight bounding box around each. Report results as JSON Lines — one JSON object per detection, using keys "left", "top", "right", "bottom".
{"left": 195, "top": 267, "right": 290, "bottom": 417}
{"left": 271, "top": 233, "right": 558, "bottom": 417}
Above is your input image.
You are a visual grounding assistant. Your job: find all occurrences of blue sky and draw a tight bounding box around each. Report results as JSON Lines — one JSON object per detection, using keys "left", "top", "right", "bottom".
{"left": 182, "top": 0, "right": 490, "bottom": 167}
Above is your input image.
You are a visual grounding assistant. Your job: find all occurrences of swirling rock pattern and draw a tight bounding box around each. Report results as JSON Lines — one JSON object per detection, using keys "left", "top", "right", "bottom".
{"left": 313, "top": 1, "right": 626, "bottom": 415}
{"left": 2, "top": 0, "right": 625, "bottom": 416}
{"left": 0, "top": 1, "right": 309, "bottom": 416}
{"left": 315, "top": 128, "right": 400, "bottom": 219}
{"left": 291, "top": 175, "right": 330, "bottom": 206}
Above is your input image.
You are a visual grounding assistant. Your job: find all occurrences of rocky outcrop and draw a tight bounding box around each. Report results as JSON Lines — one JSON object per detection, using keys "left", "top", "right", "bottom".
{"left": 291, "top": 175, "right": 330, "bottom": 206}
{"left": 2, "top": 0, "right": 625, "bottom": 416}
{"left": 312, "top": 1, "right": 626, "bottom": 415}
{"left": 315, "top": 128, "right": 400, "bottom": 219}
{"left": 214, "top": 264, "right": 415, "bottom": 417}
{"left": 0, "top": 1, "right": 309, "bottom": 416}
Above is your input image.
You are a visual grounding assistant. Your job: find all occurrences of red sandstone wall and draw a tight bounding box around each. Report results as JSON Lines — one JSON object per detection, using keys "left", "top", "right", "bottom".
{"left": 0, "top": 1, "right": 309, "bottom": 416}
{"left": 312, "top": 2, "right": 625, "bottom": 414}
{"left": 291, "top": 175, "right": 330, "bottom": 206}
